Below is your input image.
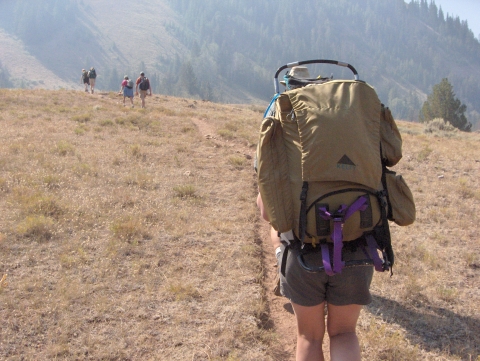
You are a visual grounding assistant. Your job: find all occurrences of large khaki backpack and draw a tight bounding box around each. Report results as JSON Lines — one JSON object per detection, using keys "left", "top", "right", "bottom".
{"left": 256, "top": 60, "right": 415, "bottom": 275}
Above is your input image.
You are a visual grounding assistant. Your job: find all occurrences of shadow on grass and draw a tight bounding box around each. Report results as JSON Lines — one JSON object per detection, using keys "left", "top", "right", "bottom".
{"left": 367, "top": 295, "right": 479, "bottom": 359}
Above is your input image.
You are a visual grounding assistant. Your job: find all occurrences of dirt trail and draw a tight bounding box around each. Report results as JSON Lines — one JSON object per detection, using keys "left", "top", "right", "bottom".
{"left": 191, "top": 116, "right": 297, "bottom": 360}
{"left": 258, "top": 222, "right": 297, "bottom": 360}
{"left": 191, "top": 117, "right": 217, "bottom": 142}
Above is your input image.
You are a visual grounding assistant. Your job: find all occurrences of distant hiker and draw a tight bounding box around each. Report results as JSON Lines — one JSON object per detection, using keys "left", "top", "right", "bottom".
{"left": 88, "top": 67, "right": 97, "bottom": 94}
{"left": 81, "top": 69, "right": 90, "bottom": 92}
{"left": 119, "top": 75, "right": 134, "bottom": 108}
{"left": 135, "top": 72, "right": 152, "bottom": 108}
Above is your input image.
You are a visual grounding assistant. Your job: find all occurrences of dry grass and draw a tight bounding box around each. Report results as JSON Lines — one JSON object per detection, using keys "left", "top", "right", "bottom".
{"left": 0, "top": 89, "right": 265, "bottom": 360}
{"left": 0, "top": 89, "right": 479, "bottom": 360}
{"left": 361, "top": 120, "right": 480, "bottom": 361}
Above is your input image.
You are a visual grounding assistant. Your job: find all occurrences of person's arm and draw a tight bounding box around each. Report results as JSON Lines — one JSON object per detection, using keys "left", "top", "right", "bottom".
{"left": 256, "top": 192, "right": 269, "bottom": 222}
{"left": 257, "top": 193, "right": 282, "bottom": 254}
{"left": 271, "top": 227, "right": 282, "bottom": 254}
{"left": 149, "top": 80, "right": 152, "bottom": 96}
{"left": 135, "top": 79, "right": 139, "bottom": 94}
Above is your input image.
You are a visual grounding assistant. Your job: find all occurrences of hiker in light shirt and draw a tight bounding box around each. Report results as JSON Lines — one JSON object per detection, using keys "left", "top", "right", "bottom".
{"left": 88, "top": 67, "right": 97, "bottom": 94}
{"left": 81, "top": 69, "right": 89, "bottom": 92}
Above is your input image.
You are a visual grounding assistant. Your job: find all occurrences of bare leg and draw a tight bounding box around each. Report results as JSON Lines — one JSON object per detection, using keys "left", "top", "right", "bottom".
{"left": 291, "top": 302, "right": 326, "bottom": 361}
{"left": 327, "top": 304, "right": 362, "bottom": 361}
{"left": 291, "top": 302, "right": 363, "bottom": 361}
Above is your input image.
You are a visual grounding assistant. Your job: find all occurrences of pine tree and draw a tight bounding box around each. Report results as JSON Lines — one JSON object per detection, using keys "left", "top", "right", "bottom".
{"left": 177, "top": 61, "right": 198, "bottom": 96}
{"left": 420, "top": 78, "right": 471, "bottom": 131}
{"left": 199, "top": 80, "right": 214, "bottom": 101}
{"left": 0, "top": 62, "right": 13, "bottom": 88}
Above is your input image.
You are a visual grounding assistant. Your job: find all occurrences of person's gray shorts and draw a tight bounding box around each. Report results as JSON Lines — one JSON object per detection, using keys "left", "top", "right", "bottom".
{"left": 279, "top": 243, "right": 374, "bottom": 307}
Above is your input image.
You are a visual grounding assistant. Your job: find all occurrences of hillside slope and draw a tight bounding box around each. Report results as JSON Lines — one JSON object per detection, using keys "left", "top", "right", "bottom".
{"left": 0, "top": 88, "right": 479, "bottom": 360}
{"left": 74, "top": 0, "right": 186, "bottom": 75}
{"left": 0, "top": 29, "right": 72, "bottom": 89}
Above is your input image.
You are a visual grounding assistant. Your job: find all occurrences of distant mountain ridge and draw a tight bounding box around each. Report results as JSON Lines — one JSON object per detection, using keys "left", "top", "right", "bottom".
{"left": 0, "top": 1, "right": 186, "bottom": 88}
{"left": 0, "top": 0, "right": 479, "bottom": 128}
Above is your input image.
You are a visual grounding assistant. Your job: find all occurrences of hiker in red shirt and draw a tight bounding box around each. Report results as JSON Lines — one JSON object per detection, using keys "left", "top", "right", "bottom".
{"left": 135, "top": 72, "right": 152, "bottom": 108}
{"left": 119, "top": 75, "right": 134, "bottom": 108}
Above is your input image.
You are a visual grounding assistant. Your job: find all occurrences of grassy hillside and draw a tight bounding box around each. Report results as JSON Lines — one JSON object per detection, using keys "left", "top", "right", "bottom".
{"left": 0, "top": 89, "right": 479, "bottom": 360}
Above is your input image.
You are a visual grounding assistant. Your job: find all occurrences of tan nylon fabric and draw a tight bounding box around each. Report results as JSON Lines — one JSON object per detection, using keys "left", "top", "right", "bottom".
{"left": 257, "top": 116, "right": 295, "bottom": 232}
{"left": 381, "top": 106, "right": 403, "bottom": 166}
{"left": 304, "top": 182, "right": 382, "bottom": 243}
{"left": 256, "top": 80, "right": 406, "bottom": 238}
{"left": 287, "top": 81, "right": 382, "bottom": 190}
{"left": 385, "top": 171, "right": 416, "bottom": 226}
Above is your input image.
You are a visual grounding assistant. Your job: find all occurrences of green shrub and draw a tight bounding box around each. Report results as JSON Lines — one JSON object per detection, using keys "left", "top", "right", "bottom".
{"left": 55, "top": 140, "right": 75, "bottom": 156}
{"left": 229, "top": 156, "right": 246, "bottom": 167}
{"left": 217, "top": 129, "right": 235, "bottom": 139}
{"left": 111, "top": 217, "right": 148, "bottom": 242}
{"left": 71, "top": 114, "right": 91, "bottom": 123}
{"left": 17, "top": 215, "right": 54, "bottom": 242}
{"left": 173, "top": 184, "right": 197, "bottom": 198}
{"left": 99, "top": 119, "right": 115, "bottom": 127}
{"left": 424, "top": 118, "right": 457, "bottom": 133}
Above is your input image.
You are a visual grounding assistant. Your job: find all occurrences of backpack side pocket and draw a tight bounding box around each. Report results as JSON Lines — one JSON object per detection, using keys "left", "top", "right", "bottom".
{"left": 384, "top": 170, "right": 416, "bottom": 226}
{"left": 257, "top": 116, "right": 294, "bottom": 232}
{"left": 381, "top": 105, "right": 402, "bottom": 166}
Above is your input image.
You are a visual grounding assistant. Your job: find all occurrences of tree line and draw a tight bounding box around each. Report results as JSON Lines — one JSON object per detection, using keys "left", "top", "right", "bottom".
{"left": 1, "top": 0, "right": 479, "bottom": 127}
{"left": 163, "top": 0, "right": 480, "bottom": 126}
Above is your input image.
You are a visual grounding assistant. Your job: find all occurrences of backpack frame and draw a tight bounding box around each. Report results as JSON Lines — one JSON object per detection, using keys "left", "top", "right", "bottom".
{"left": 257, "top": 59, "right": 415, "bottom": 277}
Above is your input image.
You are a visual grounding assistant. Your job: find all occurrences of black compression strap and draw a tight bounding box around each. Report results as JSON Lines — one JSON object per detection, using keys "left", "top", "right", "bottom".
{"left": 298, "top": 182, "right": 309, "bottom": 242}
{"left": 280, "top": 244, "right": 289, "bottom": 277}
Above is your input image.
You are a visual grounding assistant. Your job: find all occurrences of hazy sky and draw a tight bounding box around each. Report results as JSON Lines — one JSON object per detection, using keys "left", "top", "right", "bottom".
{"left": 433, "top": 0, "right": 480, "bottom": 38}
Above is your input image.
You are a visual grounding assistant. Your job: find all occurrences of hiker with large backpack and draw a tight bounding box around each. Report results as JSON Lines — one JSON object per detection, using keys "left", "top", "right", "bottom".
{"left": 119, "top": 75, "right": 135, "bottom": 108}
{"left": 135, "top": 72, "right": 152, "bottom": 108}
{"left": 81, "top": 69, "right": 90, "bottom": 92}
{"left": 88, "top": 67, "right": 97, "bottom": 94}
{"left": 256, "top": 60, "right": 415, "bottom": 361}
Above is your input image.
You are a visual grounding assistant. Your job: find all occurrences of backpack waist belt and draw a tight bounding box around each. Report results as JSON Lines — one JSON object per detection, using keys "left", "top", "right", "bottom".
{"left": 280, "top": 195, "right": 385, "bottom": 276}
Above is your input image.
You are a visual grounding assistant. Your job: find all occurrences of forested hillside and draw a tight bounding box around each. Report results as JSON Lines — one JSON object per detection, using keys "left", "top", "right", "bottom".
{"left": 0, "top": 0, "right": 479, "bottom": 127}
{"left": 165, "top": 0, "right": 480, "bottom": 125}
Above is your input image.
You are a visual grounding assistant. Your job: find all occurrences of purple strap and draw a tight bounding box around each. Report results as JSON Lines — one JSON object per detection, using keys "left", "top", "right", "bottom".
{"left": 344, "top": 196, "right": 368, "bottom": 219}
{"left": 366, "top": 234, "right": 384, "bottom": 272}
{"left": 318, "top": 208, "right": 332, "bottom": 219}
{"left": 332, "top": 218, "right": 345, "bottom": 273}
{"left": 321, "top": 244, "right": 334, "bottom": 276}
{"left": 318, "top": 196, "right": 369, "bottom": 275}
